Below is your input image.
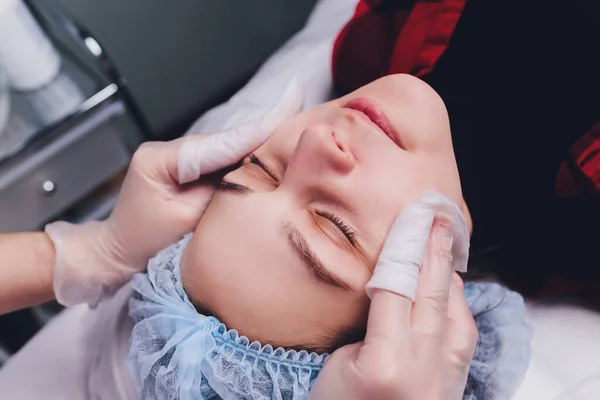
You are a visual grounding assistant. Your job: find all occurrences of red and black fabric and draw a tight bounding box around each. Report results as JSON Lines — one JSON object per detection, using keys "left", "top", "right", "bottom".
{"left": 333, "top": 0, "right": 467, "bottom": 88}
{"left": 332, "top": 0, "right": 600, "bottom": 284}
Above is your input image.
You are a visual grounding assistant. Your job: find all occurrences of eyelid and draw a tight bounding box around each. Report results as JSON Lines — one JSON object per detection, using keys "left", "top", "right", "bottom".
{"left": 313, "top": 209, "right": 357, "bottom": 246}
{"left": 249, "top": 154, "right": 279, "bottom": 182}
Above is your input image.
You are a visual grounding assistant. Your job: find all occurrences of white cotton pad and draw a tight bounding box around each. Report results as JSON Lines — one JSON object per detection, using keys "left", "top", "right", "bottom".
{"left": 366, "top": 190, "right": 469, "bottom": 301}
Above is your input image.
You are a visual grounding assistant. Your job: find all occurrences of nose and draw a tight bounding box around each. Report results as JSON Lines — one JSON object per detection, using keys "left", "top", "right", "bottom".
{"left": 279, "top": 124, "right": 356, "bottom": 198}
{"left": 289, "top": 123, "right": 356, "bottom": 176}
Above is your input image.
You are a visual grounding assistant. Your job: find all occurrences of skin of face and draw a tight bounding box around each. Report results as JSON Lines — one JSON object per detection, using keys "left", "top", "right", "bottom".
{"left": 181, "top": 74, "right": 464, "bottom": 352}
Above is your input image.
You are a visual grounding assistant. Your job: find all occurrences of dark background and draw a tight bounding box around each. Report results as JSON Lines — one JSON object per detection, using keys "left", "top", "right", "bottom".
{"left": 56, "top": 0, "right": 319, "bottom": 140}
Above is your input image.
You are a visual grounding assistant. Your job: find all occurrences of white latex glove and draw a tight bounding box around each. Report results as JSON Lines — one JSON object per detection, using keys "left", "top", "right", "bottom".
{"left": 366, "top": 190, "right": 470, "bottom": 301}
{"left": 45, "top": 78, "right": 303, "bottom": 307}
{"left": 309, "top": 193, "right": 477, "bottom": 400}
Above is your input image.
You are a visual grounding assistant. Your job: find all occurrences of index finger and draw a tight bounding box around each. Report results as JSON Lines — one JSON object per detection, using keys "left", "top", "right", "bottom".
{"left": 412, "top": 219, "right": 454, "bottom": 341}
{"left": 363, "top": 290, "right": 412, "bottom": 351}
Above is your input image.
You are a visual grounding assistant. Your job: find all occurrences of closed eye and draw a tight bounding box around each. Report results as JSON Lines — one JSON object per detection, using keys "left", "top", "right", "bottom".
{"left": 249, "top": 154, "right": 279, "bottom": 182}
{"left": 217, "top": 154, "right": 278, "bottom": 194}
{"left": 314, "top": 209, "right": 357, "bottom": 246}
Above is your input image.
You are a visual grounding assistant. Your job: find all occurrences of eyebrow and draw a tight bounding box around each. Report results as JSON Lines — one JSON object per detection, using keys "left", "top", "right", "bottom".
{"left": 218, "top": 180, "right": 253, "bottom": 194}
{"left": 283, "top": 222, "right": 353, "bottom": 292}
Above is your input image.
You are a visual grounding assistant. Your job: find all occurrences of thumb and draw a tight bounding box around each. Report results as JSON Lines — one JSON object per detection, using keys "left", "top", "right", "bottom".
{"left": 177, "top": 78, "right": 304, "bottom": 184}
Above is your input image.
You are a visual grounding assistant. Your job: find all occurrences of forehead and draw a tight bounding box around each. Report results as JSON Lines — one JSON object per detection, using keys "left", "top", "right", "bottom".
{"left": 203, "top": 187, "right": 373, "bottom": 287}
{"left": 182, "top": 191, "right": 369, "bottom": 346}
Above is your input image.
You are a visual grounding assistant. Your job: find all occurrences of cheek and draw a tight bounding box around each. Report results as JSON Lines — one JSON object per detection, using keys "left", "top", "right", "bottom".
{"left": 366, "top": 154, "right": 427, "bottom": 202}
{"left": 356, "top": 154, "right": 462, "bottom": 235}
{"left": 422, "top": 153, "right": 462, "bottom": 205}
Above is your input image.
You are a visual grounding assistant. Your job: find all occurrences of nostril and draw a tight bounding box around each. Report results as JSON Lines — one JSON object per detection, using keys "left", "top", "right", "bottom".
{"left": 331, "top": 130, "right": 346, "bottom": 152}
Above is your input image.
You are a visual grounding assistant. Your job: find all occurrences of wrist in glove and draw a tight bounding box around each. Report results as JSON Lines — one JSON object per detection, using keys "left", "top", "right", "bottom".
{"left": 45, "top": 220, "right": 139, "bottom": 308}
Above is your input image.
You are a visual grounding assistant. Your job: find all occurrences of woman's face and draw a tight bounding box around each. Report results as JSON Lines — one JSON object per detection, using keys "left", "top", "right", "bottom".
{"left": 182, "top": 74, "right": 463, "bottom": 352}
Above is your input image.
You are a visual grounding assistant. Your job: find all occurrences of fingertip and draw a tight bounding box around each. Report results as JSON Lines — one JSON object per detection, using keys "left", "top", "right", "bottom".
{"left": 262, "top": 79, "right": 303, "bottom": 131}
{"left": 279, "top": 76, "right": 305, "bottom": 116}
{"left": 430, "top": 218, "right": 453, "bottom": 262}
{"left": 415, "top": 190, "right": 470, "bottom": 274}
{"left": 448, "top": 275, "right": 470, "bottom": 317}
{"left": 177, "top": 136, "right": 202, "bottom": 184}
{"left": 452, "top": 273, "right": 464, "bottom": 291}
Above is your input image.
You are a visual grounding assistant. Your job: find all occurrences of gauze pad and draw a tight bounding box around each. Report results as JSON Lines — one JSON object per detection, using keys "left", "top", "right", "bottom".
{"left": 366, "top": 190, "right": 469, "bottom": 301}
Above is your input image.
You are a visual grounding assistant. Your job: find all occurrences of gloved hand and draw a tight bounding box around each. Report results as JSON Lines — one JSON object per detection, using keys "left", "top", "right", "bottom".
{"left": 365, "top": 190, "right": 470, "bottom": 301}
{"left": 46, "top": 79, "right": 303, "bottom": 307}
{"left": 309, "top": 192, "right": 477, "bottom": 400}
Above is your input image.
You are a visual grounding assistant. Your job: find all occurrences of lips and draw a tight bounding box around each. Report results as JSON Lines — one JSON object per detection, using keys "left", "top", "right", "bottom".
{"left": 343, "top": 97, "right": 401, "bottom": 147}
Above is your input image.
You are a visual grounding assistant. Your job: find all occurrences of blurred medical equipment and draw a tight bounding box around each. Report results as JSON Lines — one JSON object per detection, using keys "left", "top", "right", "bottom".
{"left": 0, "top": 1, "right": 137, "bottom": 233}
{"left": 0, "top": 0, "right": 61, "bottom": 90}
{"left": 21, "top": 72, "right": 85, "bottom": 125}
{"left": 0, "top": 0, "right": 141, "bottom": 359}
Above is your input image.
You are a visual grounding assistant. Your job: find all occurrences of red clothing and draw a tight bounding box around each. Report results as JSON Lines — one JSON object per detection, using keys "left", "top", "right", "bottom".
{"left": 332, "top": 0, "right": 600, "bottom": 296}
{"left": 333, "top": 0, "right": 599, "bottom": 196}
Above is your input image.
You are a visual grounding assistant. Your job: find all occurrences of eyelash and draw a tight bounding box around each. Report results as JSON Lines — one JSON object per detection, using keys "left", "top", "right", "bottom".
{"left": 249, "top": 154, "right": 278, "bottom": 182}
{"left": 314, "top": 210, "right": 357, "bottom": 245}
